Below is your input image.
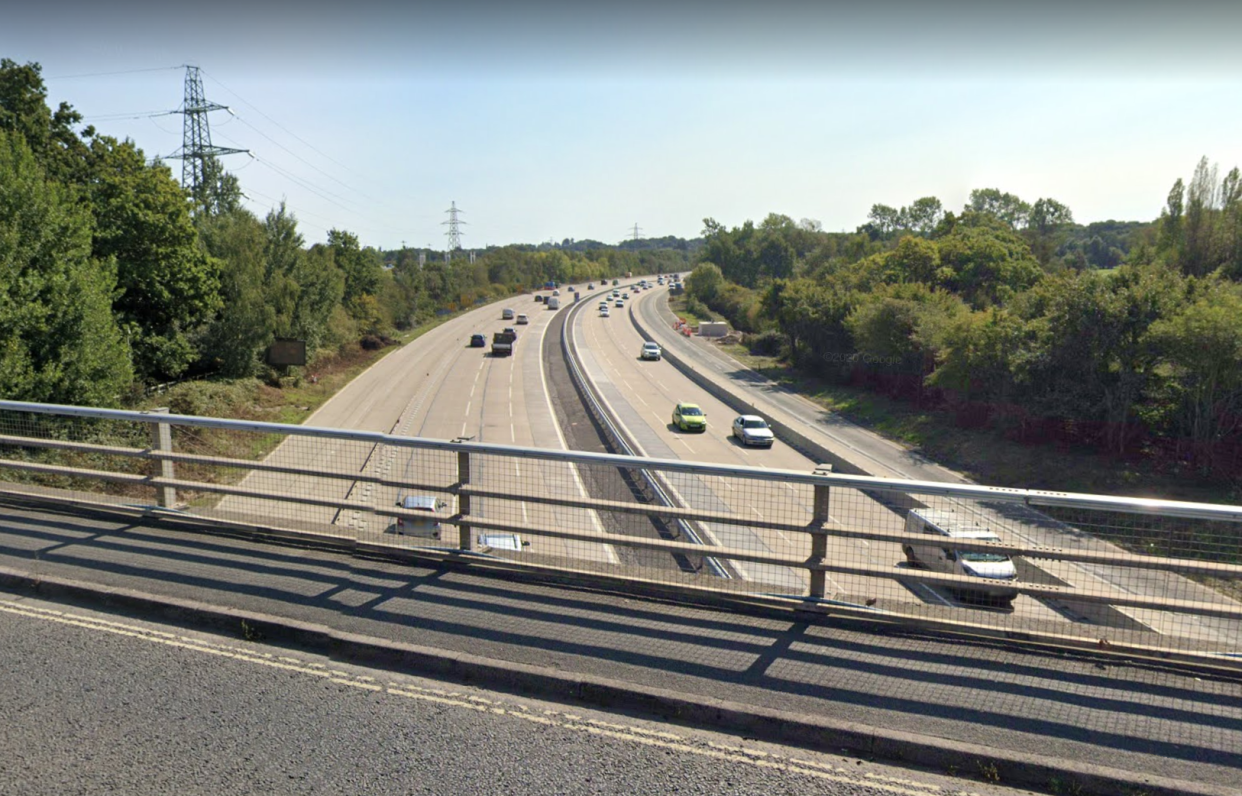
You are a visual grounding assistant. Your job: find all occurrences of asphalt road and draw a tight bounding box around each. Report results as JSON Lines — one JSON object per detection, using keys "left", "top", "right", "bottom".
{"left": 0, "top": 594, "right": 1048, "bottom": 796}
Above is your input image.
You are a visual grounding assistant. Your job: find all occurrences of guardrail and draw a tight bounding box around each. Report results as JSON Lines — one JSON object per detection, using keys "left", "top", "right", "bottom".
{"left": 1, "top": 399, "right": 1241, "bottom": 666}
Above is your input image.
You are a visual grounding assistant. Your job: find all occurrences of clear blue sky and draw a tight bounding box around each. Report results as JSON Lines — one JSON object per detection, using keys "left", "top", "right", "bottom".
{"left": 4, "top": 1, "right": 1241, "bottom": 250}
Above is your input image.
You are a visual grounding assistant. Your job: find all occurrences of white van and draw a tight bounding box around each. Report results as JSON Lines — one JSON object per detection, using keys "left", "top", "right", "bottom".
{"left": 546, "top": 296, "right": 560, "bottom": 310}
{"left": 502, "top": 308, "right": 515, "bottom": 320}
{"left": 391, "top": 495, "right": 444, "bottom": 538}
{"left": 903, "top": 509, "right": 1018, "bottom": 604}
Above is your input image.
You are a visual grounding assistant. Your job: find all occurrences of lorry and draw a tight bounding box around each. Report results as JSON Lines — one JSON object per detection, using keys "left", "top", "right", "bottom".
{"left": 903, "top": 509, "right": 1019, "bottom": 606}
{"left": 491, "top": 329, "right": 517, "bottom": 356}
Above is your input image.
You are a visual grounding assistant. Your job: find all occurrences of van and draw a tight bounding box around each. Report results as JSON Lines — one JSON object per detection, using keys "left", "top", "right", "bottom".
{"left": 502, "top": 308, "right": 515, "bottom": 320}
{"left": 392, "top": 495, "right": 443, "bottom": 538}
{"left": 546, "top": 296, "right": 560, "bottom": 310}
{"left": 903, "top": 509, "right": 1018, "bottom": 605}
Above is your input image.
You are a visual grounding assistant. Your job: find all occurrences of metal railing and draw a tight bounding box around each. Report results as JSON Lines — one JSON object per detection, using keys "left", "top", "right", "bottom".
{"left": 1, "top": 399, "right": 1241, "bottom": 666}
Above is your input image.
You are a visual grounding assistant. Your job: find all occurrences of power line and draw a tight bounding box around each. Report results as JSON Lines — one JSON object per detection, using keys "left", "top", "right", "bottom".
{"left": 45, "top": 65, "right": 182, "bottom": 81}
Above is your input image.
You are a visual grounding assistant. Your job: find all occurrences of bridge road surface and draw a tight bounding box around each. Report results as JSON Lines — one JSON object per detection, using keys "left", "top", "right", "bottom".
{"left": 213, "top": 294, "right": 615, "bottom": 565}
{"left": 0, "top": 501, "right": 1238, "bottom": 795}
{"left": 629, "top": 283, "right": 1242, "bottom": 650}
{"left": 0, "top": 593, "right": 1053, "bottom": 796}
{"left": 581, "top": 285, "right": 1071, "bottom": 624}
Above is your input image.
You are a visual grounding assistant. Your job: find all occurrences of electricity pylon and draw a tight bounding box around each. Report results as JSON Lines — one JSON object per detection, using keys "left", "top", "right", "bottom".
{"left": 443, "top": 201, "right": 466, "bottom": 252}
{"left": 168, "top": 65, "right": 247, "bottom": 214}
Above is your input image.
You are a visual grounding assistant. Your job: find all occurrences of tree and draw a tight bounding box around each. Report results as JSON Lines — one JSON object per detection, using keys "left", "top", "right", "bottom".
{"left": 936, "top": 213, "right": 1043, "bottom": 306}
{"left": 904, "top": 197, "right": 944, "bottom": 236}
{"left": 197, "top": 209, "right": 273, "bottom": 376}
{"left": 968, "top": 188, "right": 1031, "bottom": 229}
{"left": 0, "top": 129, "right": 132, "bottom": 405}
{"left": 85, "top": 135, "right": 221, "bottom": 381}
{"left": 1026, "top": 197, "right": 1075, "bottom": 265}
{"left": 1149, "top": 282, "right": 1242, "bottom": 472}
{"left": 0, "top": 59, "right": 91, "bottom": 183}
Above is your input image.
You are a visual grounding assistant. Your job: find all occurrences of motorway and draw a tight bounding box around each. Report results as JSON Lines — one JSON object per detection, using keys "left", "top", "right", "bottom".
{"left": 3, "top": 279, "right": 1242, "bottom": 794}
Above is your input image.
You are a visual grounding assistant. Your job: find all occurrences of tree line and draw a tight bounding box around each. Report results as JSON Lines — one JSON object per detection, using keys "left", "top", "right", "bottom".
{"left": 0, "top": 59, "right": 689, "bottom": 407}
{"left": 686, "top": 167, "right": 1242, "bottom": 482}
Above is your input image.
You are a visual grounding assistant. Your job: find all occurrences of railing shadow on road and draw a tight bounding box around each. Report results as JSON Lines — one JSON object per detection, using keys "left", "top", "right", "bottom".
{"left": 3, "top": 508, "right": 1239, "bottom": 771}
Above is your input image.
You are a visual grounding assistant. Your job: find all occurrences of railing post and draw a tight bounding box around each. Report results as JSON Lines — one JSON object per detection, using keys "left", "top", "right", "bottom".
{"left": 146, "top": 408, "right": 176, "bottom": 509}
{"left": 809, "top": 482, "right": 830, "bottom": 599}
{"left": 457, "top": 449, "right": 472, "bottom": 551}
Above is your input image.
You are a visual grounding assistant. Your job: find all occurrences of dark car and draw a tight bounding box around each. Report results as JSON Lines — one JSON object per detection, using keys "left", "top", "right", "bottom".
{"left": 469, "top": 333, "right": 487, "bottom": 347}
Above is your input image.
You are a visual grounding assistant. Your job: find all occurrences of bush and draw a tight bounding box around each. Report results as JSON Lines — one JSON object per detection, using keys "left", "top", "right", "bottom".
{"left": 747, "top": 329, "right": 785, "bottom": 357}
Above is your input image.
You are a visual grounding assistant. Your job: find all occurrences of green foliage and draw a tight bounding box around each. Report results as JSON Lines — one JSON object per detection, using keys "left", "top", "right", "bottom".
{"left": 85, "top": 134, "right": 221, "bottom": 381}
{"left": 0, "top": 129, "right": 132, "bottom": 405}
{"left": 196, "top": 209, "right": 273, "bottom": 377}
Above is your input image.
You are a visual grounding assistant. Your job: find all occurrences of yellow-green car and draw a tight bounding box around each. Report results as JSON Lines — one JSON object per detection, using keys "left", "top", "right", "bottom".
{"left": 672, "top": 402, "right": 707, "bottom": 433}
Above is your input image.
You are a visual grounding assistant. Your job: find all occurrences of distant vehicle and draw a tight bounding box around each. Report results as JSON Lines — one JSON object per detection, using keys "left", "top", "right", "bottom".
{"left": 516, "top": 313, "right": 529, "bottom": 324}
{"left": 588, "top": 283, "right": 595, "bottom": 290}
{"left": 469, "top": 333, "right": 487, "bottom": 348}
{"left": 553, "top": 289, "right": 560, "bottom": 296}
{"left": 598, "top": 300, "right": 609, "bottom": 309}
{"left": 391, "top": 494, "right": 443, "bottom": 538}
{"left": 502, "top": 308, "right": 515, "bottom": 320}
{"left": 600, "top": 307, "right": 610, "bottom": 317}
{"left": 546, "top": 296, "right": 560, "bottom": 310}
{"left": 492, "top": 329, "right": 517, "bottom": 356}
{"left": 612, "top": 279, "right": 619, "bottom": 286}
{"left": 657, "top": 277, "right": 665, "bottom": 284}
{"left": 903, "top": 509, "right": 1019, "bottom": 605}
{"left": 622, "top": 292, "right": 629, "bottom": 299}
{"left": 672, "top": 402, "right": 706, "bottom": 432}
{"left": 731, "top": 415, "right": 774, "bottom": 448}
{"left": 640, "top": 342, "right": 662, "bottom": 360}
{"left": 614, "top": 299, "right": 624, "bottom": 307}
{"left": 535, "top": 294, "right": 543, "bottom": 303}
{"left": 544, "top": 281, "right": 556, "bottom": 290}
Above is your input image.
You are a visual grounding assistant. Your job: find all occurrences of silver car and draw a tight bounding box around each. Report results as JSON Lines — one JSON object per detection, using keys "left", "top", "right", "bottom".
{"left": 640, "top": 341, "right": 662, "bottom": 360}
{"left": 731, "top": 415, "right": 775, "bottom": 448}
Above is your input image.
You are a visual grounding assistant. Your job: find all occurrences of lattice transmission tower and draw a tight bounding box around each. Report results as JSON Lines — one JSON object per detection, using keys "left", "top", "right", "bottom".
{"left": 630, "top": 223, "right": 643, "bottom": 241}
{"left": 169, "top": 65, "right": 247, "bottom": 214}
{"left": 443, "top": 201, "right": 466, "bottom": 252}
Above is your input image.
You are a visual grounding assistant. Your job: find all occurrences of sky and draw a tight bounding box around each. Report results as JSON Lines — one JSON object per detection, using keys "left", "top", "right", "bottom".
{"left": 4, "top": 1, "right": 1242, "bottom": 250}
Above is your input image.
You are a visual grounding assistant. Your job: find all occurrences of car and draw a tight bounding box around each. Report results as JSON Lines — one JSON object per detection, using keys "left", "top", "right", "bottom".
{"left": 672, "top": 402, "right": 707, "bottom": 432}
{"left": 612, "top": 279, "right": 619, "bottom": 286}
{"left": 534, "top": 294, "right": 543, "bottom": 303}
{"left": 503, "top": 326, "right": 517, "bottom": 335}
{"left": 553, "top": 289, "right": 560, "bottom": 296}
{"left": 391, "top": 494, "right": 443, "bottom": 538}
{"left": 640, "top": 342, "right": 662, "bottom": 360}
{"left": 588, "top": 283, "right": 595, "bottom": 290}
{"left": 516, "top": 313, "right": 529, "bottom": 324}
{"left": 658, "top": 277, "right": 665, "bottom": 285}
{"left": 622, "top": 293, "right": 630, "bottom": 299}
{"left": 731, "top": 415, "right": 775, "bottom": 447}
{"left": 600, "top": 307, "right": 610, "bottom": 317}
{"left": 502, "top": 308, "right": 515, "bottom": 320}
{"left": 615, "top": 299, "right": 624, "bottom": 307}
{"left": 469, "top": 333, "right": 487, "bottom": 347}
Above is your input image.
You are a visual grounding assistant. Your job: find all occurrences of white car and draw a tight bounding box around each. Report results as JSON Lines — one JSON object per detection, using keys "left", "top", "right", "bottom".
{"left": 640, "top": 342, "right": 662, "bottom": 360}
{"left": 600, "top": 307, "right": 611, "bottom": 317}
{"left": 516, "top": 313, "right": 529, "bottom": 324}
{"left": 731, "top": 415, "right": 775, "bottom": 448}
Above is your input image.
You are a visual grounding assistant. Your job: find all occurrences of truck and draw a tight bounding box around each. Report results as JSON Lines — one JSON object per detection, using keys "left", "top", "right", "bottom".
{"left": 902, "top": 509, "right": 1019, "bottom": 606}
{"left": 491, "top": 329, "right": 517, "bottom": 356}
